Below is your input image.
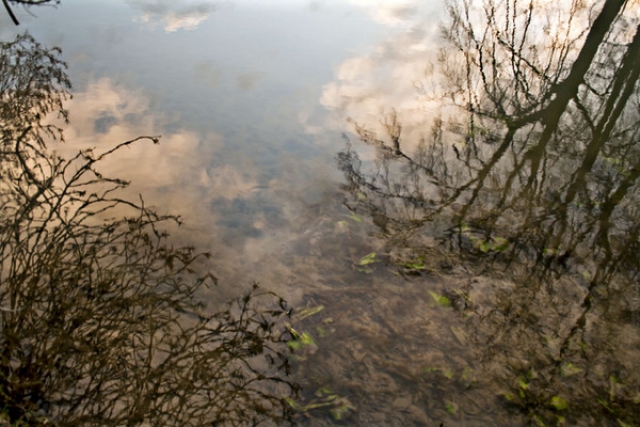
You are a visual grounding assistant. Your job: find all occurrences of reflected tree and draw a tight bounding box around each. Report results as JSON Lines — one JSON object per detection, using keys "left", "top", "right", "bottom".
{"left": 0, "top": 33, "right": 296, "bottom": 426}
{"left": 338, "top": 0, "right": 640, "bottom": 424}
{"left": 3, "top": 0, "right": 59, "bottom": 25}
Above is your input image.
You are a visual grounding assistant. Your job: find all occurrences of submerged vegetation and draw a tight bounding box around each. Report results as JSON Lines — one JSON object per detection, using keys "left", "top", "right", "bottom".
{"left": 0, "top": 33, "right": 296, "bottom": 426}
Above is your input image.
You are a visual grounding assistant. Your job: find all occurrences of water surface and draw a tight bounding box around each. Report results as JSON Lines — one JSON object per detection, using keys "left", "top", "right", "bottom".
{"left": 4, "top": 0, "right": 640, "bottom": 425}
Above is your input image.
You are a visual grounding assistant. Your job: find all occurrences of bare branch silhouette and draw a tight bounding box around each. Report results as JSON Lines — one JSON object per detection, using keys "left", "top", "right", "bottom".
{"left": 0, "top": 33, "right": 296, "bottom": 427}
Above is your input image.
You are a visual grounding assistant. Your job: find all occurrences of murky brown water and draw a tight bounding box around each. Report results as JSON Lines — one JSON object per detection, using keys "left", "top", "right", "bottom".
{"left": 3, "top": 0, "right": 640, "bottom": 425}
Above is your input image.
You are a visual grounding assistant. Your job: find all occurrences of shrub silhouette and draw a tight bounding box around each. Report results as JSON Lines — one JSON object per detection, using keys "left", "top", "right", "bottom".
{"left": 0, "top": 33, "right": 295, "bottom": 426}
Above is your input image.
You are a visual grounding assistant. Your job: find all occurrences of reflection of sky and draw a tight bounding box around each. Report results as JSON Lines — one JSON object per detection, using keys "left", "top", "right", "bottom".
{"left": 4, "top": 4, "right": 639, "bottom": 424}
{"left": 0, "top": 0, "right": 445, "bottom": 286}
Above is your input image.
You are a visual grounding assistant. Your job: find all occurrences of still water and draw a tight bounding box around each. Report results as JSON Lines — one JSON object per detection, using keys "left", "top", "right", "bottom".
{"left": 2, "top": 0, "right": 640, "bottom": 425}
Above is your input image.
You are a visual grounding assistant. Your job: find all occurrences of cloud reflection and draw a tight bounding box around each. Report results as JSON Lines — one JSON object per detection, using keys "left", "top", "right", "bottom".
{"left": 56, "top": 77, "right": 318, "bottom": 299}
{"left": 320, "top": 8, "right": 443, "bottom": 151}
{"left": 125, "top": 0, "right": 218, "bottom": 32}
{"left": 60, "top": 78, "right": 256, "bottom": 229}
{"left": 347, "top": 0, "right": 422, "bottom": 27}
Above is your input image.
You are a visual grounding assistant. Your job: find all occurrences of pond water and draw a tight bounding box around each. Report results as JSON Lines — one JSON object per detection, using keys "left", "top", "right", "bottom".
{"left": 3, "top": 0, "right": 640, "bottom": 425}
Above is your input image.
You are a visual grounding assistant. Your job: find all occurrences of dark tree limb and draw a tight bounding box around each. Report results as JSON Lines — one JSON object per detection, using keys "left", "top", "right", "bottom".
{"left": 3, "top": 0, "right": 19, "bottom": 25}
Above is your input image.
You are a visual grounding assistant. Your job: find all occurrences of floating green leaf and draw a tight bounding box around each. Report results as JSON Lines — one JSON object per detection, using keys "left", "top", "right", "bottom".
{"left": 297, "top": 305, "right": 325, "bottom": 320}
{"left": 403, "top": 261, "right": 426, "bottom": 269}
{"left": 490, "top": 237, "right": 509, "bottom": 252}
{"left": 492, "top": 236, "right": 510, "bottom": 251}
{"left": 287, "top": 326, "right": 299, "bottom": 340}
{"left": 461, "top": 367, "right": 473, "bottom": 380}
{"left": 284, "top": 397, "right": 333, "bottom": 412}
{"left": 450, "top": 326, "right": 467, "bottom": 345}
{"left": 315, "top": 387, "right": 335, "bottom": 397}
{"left": 336, "top": 220, "right": 349, "bottom": 231}
{"left": 611, "top": 375, "right": 622, "bottom": 402}
{"left": 445, "top": 402, "right": 456, "bottom": 415}
{"left": 316, "top": 325, "right": 332, "bottom": 337}
{"left": 469, "top": 235, "right": 490, "bottom": 253}
{"left": 299, "top": 332, "right": 314, "bottom": 345}
{"left": 597, "top": 398, "right": 614, "bottom": 413}
{"left": 467, "top": 230, "right": 510, "bottom": 253}
{"left": 286, "top": 326, "right": 315, "bottom": 350}
{"left": 428, "top": 291, "right": 451, "bottom": 307}
{"left": 283, "top": 396, "right": 302, "bottom": 410}
{"left": 303, "top": 391, "right": 353, "bottom": 421}
{"left": 355, "top": 252, "right": 376, "bottom": 273}
{"left": 399, "top": 256, "right": 427, "bottom": 272}
{"left": 330, "top": 403, "right": 352, "bottom": 420}
{"left": 358, "top": 252, "right": 377, "bottom": 266}
{"left": 348, "top": 213, "right": 363, "bottom": 223}
{"left": 561, "top": 362, "right": 583, "bottom": 377}
{"left": 304, "top": 401, "right": 335, "bottom": 411}
{"left": 533, "top": 415, "right": 546, "bottom": 426}
{"left": 550, "top": 396, "right": 568, "bottom": 410}
{"left": 317, "top": 317, "right": 334, "bottom": 336}
{"left": 287, "top": 340, "right": 302, "bottom": 350}
{"left": 284, "top": 391, "right": 344, "bottom": 413}
{"left": 580, "top": 270, "right": 592, "bottom": 281}
{"left": 518, "top": 377, "right": 529, "bottom": 390}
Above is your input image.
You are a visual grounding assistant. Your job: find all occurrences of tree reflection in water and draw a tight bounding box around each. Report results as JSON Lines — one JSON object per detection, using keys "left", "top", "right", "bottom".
{"left": 2, "top": 0, "right": 60, "bottom": 25}
{"left": 336, "top": 0, "right": 640, "bottom": 424}
{"left": 0, "top": 33, "right": 296, "bottom": 426}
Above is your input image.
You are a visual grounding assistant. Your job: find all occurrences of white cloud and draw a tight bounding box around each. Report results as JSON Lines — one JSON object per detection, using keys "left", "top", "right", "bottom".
{"left": 320, "top": 14, "right": 444, "bottom": 151}
{"left": 57, "top": 78, "right": 261, "bottom": 234}
{"left": 125, "top": 0, "right": 218, "bottom": 32}
{"left": 346, "top": 0, "right": 422, "bottom": 27}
